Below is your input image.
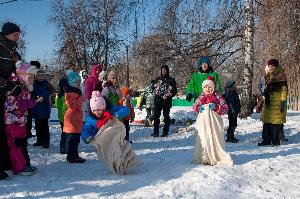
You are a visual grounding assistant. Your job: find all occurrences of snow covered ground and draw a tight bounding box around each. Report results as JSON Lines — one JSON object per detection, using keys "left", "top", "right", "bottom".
{"left": 1, "top": 107, "right": 300, "bottom": 199}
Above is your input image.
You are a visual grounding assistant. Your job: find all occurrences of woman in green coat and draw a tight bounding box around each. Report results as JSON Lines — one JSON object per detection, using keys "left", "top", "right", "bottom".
{"left": 259, "top": 59, "right": 288, "bottom": 146}
{"left": 185, "top": 56, "right": 222, "bottom": 102}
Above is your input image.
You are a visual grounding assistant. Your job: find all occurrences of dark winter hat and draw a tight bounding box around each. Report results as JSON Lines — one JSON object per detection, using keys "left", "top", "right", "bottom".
{"left": 267, "top": 59, "right": 279, "bottom": 67}
{"left": 2, "top": 22, "right": 20, "bottom": 36}
{"left": 161, "top": 65, "right": 169, "bottom": 76}
{"left": 197, "top": 56, "right": 211, "bottom": 69}
{"left": 30, "top": 61, "right": 41, "bottom": 69}
{"left": 225, "top": 80, "right": 236, "bottom": 88}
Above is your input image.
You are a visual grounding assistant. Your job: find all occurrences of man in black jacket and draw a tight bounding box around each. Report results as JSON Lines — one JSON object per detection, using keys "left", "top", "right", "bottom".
{"left": 151, "top": 65, "right": 177, "bottom": 137}
{"left": 0, "top": 22, "right": 21, "bottom": 180}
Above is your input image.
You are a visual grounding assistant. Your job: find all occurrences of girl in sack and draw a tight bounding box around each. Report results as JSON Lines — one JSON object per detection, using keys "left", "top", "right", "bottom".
{"left": 81, "top": 91, "right": 139, "bottom": 175}
{"left": 192, "top": 76, "right": 233, "bottom": 166}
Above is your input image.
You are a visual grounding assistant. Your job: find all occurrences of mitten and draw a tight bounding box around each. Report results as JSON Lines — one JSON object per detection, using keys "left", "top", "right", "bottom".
{"left": 199, "top": 106, "right": 204, "bottom": 113}
{"left": 279, "top": 101, "right": 285, "bottom": 113}
{"left": 186, "top": 93, "right": 193, "bottom": 102}
{"left": 209, "top": 103, "right": 215, "bottom": 110}
{"left": 85, "top": 136, "right": 94, "bottom": 144}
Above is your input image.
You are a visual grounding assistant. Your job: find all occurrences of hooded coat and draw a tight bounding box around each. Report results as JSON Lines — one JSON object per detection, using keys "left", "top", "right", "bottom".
{"left": 260, "top": 66, "right": 288, "bottom": 124}
{"left": 85, "top": 65, "right": 101, "bottom": 100}
{"left": 153, "top": 65, "right": 177, "bottom": 108}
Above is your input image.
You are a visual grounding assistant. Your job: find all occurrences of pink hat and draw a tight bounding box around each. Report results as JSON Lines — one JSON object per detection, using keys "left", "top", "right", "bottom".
{"left": 90, "top": 91, "right": 106, "bottom": 111}
{"left": 15, "top": 61, "right": 37, "bottom": 82}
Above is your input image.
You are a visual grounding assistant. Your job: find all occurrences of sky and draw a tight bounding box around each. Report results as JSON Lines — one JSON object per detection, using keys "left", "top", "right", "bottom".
{"left": 0, "top": 0, "right": 56, "bottom": 61}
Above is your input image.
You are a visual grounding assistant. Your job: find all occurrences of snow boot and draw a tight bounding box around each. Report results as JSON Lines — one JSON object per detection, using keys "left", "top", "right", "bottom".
{"left": 18, "top": 166, "right": 36, "bottom": 176}
{"left": 69, "top": 157, "right": 85, "bottom": 163}
{"left": 226, "top": 137, "right": 239, "bottom": 143}
{"left": 0, "top": 171, "right": 9, "bottom": 180}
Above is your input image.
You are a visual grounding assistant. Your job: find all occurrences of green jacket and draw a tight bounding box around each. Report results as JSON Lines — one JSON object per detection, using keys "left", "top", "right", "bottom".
{"left": 185, "top": 71, "right": 222, "bottom": 100}
{"left": 55, "top": 95, "right": 67, "bottom": 123}
{"left": 260, "top": 85, "right": 287, "bottom": 124}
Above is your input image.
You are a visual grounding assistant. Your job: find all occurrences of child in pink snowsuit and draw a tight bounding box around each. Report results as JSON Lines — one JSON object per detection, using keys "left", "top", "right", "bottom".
{"left": 4, "top": 62, "right": 41, "bottom": 175}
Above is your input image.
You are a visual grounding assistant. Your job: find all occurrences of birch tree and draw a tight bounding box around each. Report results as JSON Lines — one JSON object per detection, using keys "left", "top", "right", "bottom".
{"left": 240, "top": 0, "right": 254, "bottom": 118}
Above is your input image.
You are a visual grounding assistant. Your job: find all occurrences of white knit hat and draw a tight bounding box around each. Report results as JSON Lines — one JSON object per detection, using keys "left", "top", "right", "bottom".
{"left": 202, "top": 76, "right": 216, "bottom": 90}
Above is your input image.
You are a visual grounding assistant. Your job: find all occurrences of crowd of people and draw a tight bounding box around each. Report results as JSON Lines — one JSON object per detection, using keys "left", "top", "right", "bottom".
{"left": 0, "top": 22, "right": 288, "bottom": 180}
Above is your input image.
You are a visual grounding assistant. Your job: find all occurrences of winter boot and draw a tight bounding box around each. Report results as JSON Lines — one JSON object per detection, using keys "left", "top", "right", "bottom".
{"left": 226, "top": 137, "right": 239, "bottom": 143}
{"left": 18, "top": 166, "right": 36, "bottom": 176}
{"left": 69, "top": 157, "right": 85, "bottom": 163}
{"left": 0, "top": 171, "right": 9, "bottom": 180}
{"left": 151, "top": 132, "right": 159, "bottom": 137}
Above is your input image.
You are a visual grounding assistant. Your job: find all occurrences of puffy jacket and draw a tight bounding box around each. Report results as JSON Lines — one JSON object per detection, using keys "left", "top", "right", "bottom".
{"left": 63, "top": 87, "right": 84, "bottom": 133}
{"left": 32, "top": 80, "right": 51, "bottom": 119}
{"left": 185, "top": 71, "right": 222, "bottom": 101}
{"left": 81, "top": 115, "right": 98, "bottom": 143}
{"left": 55, "top": 95, "right": 67, "bottom": 123}
{"left": 261, "top": 82, "right": 287, "bottom": 124}
{"left": 224, "top": 87, "right": 241, "bottom": 115}
{"left": 85, "top": 65, "right": 101, "bottom": 100}
{"left": 119, "top": 86, "right": 135, "bottom": 121}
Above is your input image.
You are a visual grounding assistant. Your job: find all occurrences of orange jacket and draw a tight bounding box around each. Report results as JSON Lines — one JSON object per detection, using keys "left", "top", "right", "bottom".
{"left": 63, "top": 91, "right": 84, "bottom": 134}
{"left": 119, "top": 86, "right": 135, "bottom": 121}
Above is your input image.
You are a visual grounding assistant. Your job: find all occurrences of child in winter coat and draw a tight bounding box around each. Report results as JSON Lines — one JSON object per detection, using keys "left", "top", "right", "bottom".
{"left": 139, "top": 80, "right": 155, "bottom": 127}
{"left": 55, "top": 77, "right": 69, "bottom": 154}
{"left": 192, "top": 76, "right": 232, "bottom": 166}
{"left": 81, "top": 91, "right": 138, "bottom": 174}
{"left": 101, "top": 70, "right": 122, "bottom": 106}
{"left": 64, "top": 71, "right": 85, "bottom": 163}
{"left": 81, "top": 91, "right": 130, "bottom": 143}
{"left": 224, "top": 80, "right": 241, "bottom": 143}
{"left": 119, "top": 86, "right": 135, "bottom": 142}
{"left": 31, "top": 69, "right": 51, "bottom": 148}
{"left": 4, "top": 62, "right": 42, "bottom": 175}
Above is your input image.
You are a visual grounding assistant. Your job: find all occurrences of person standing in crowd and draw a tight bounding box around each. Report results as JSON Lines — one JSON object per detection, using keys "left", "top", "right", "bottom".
{"left": 25, "top": 60, "right": 41, "bottom": 139}
{"left": 151, "top": 65, "right": 177, "bottom": 137}
{"left": 85, "top": 64, "right": 102, "bottom": 100}
{"left": 4, "top": 63, "right": 41, "bottom": 176}
{"left": 0, "top": 22, "right": 21, "bottom": 180}
{"left": 139, "top": 80, "right": 155, "bottom": 127}
{"left": 259, "top": 59, "right": 288, "bottom": 146}
{"left": 101, "top": 70, "right": 122, "bottom": 106}
{"left": 32, "top": 69, "right": 51, "bottom": 148}
{"left": 55, "top": 77, "right": 69, "bottom": 154}
{"left": 119, "top": 86, "right": 135, "bottom": 142}
{"left": 186, "top": 56, "right": 222, "bottom": 102}
{"left": 224, "top": 80, "right": 241, "bottom": 143}
{"left": 64, "top": 71, "right": 85, "bottom": 163}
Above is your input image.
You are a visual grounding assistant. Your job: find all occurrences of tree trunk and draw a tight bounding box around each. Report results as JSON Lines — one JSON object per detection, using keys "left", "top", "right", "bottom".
{"left": 240, "top": 0, "right": 254, "bottom": 118}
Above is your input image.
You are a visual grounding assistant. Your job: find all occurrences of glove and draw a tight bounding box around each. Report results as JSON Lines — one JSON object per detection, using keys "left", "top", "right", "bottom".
{"left": 199, "top": 106, "right": 204, "bottom": 113}
{"left": 85, "top": 136, "right": 94, "bottom": 144}
{"left": 209, "top": 103, "right": 215, "bottom": 110}
{"left": 186, "top": 93, "right": 193, "bottom": 102}
{"left": 279, "top": 101, "right": 285, "bottom": 113}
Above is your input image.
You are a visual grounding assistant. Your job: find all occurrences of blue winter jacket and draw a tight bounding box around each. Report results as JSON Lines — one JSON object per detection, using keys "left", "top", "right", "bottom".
{"left": 81, "top": 105, "right": 130, "bottom": 143}
{"left": 32, "top": 80, "right": 51, "bottom": 119}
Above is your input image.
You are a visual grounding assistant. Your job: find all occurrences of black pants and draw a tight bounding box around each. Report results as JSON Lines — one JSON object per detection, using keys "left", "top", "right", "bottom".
{"left": 26, "top": 108, "right": 33, "bottom": 138}
{"left": 279, "top": 124, "right": 286, "bottom": 140}
{"left": 262, "top": 123, "right": 281, "bottom": 145}
{"left": 153, "top": 104, "right": 170, "bottom": 135}
{"left": 60, "top": 122, "right": 67, "bottom": 152}
{"left": 0, "top": 98, "right": 11, "bottom": 172}
{"left": 227, "top": 114, "right": 238, "bottom": 139}
{"left": 66, "top": 133, "right": 80, "bottom": 161}
{"left": 35, "top": 118, "right": 50, "bottom": 145}
{"left": 123, "top": 120, "right": 130, "bottom": 141}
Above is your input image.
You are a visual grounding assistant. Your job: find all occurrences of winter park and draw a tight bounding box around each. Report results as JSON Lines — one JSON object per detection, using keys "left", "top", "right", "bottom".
{"left": 1, "top": 0, "right": 300, "bottom": 198}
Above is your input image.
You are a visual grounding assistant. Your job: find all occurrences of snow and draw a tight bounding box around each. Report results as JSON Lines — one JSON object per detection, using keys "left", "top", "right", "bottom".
{"left": 1, "top": 107, "right": 300, "bottom": 199}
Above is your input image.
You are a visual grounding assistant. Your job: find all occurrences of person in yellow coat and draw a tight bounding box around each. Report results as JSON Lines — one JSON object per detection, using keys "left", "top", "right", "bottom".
{"left": 259, "top": 59, "right": 288, "bottom": 146}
